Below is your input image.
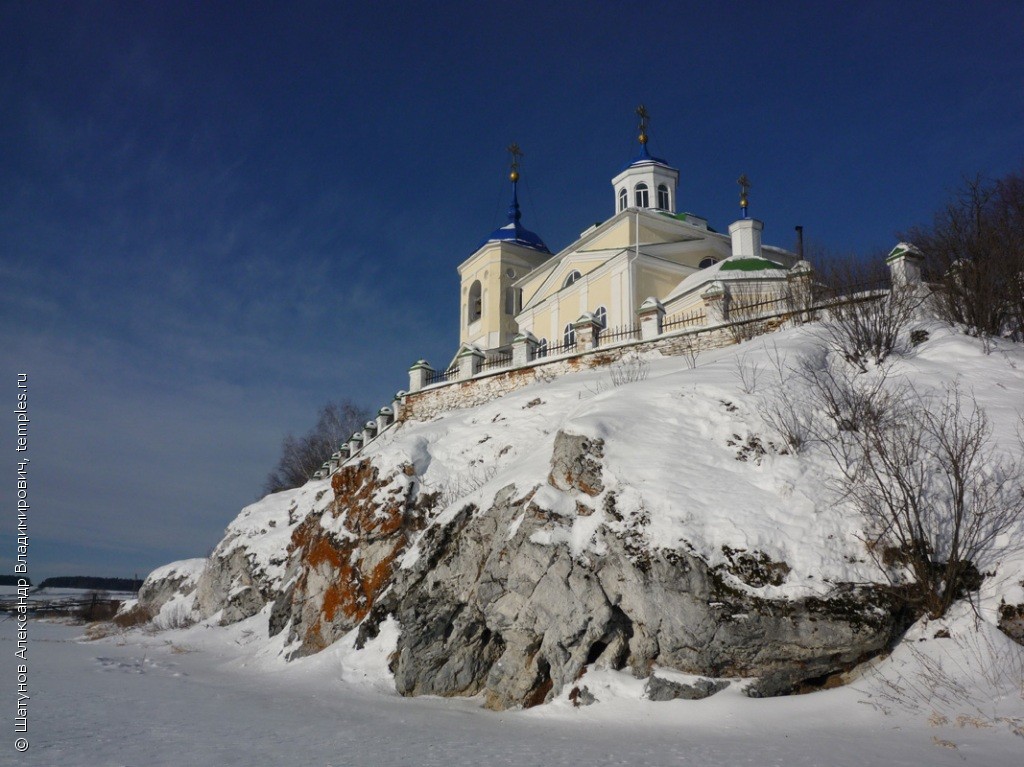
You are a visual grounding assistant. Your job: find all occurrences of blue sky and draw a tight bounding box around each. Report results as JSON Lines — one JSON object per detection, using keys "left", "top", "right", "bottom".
{"left": 2, "top": 1, "right": 1022, "bottom": 580}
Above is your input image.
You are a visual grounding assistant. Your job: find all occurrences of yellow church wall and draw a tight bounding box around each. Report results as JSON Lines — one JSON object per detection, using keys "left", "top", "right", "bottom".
{"left": 635, "top": 267, "right": 683, "bottom": 307}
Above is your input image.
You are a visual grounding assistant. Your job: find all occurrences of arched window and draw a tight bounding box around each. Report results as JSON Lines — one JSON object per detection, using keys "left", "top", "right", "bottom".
{"left": 504, "top": 286, "right": 515, "bottom": 314}
{"left": 563, "top": 323, "right": 576, "bottom": 348}
{"left": 634, "top": 182, "right": 649, "bottom": 208}
{"left": 657, "top": 184, "right": 670, "bottom": 210}
{"left": 537, "top": 338, "right": 548, "bottom": 358}
{"left": 593, "top": 306, "right": 607, "bottom": 328}
{"left": 563, "top": 270, "right": 582, "bottom": 288}
{"left": 468, "top": 280, "right": 482, "bottom": 323}
{"left": 699, "top": 257, "right": 717, "bottom": 269}
{"left": 618, "top": 187, "right": 628, "bottom": 212}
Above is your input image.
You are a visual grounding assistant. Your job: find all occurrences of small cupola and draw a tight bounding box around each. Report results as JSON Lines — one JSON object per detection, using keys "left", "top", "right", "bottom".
{"left": 610, "top": 105, "right": 680, "bottom": 214}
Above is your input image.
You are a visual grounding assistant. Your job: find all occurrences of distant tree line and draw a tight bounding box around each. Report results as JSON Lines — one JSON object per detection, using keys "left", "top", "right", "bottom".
{"left": 0, "top": 575, "right": 30, "bottom": 587}
{"left": 263, "top": 400, "right": 371, "bottom": 494}
{"left": 37, "top": 576, "right": 143, "bottom": 591}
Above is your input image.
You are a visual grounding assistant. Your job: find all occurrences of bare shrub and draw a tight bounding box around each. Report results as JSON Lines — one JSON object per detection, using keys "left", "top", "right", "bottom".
{"left": 428, "top": 464, "right": 498, "bottom": 510}
{"left": 817, "top": 260, "right": 923, "bottom": 371}
{"left": 838, "top": 384, "right": 1024, "bottom": 618}
{"left": 760, "top": 343, "right": 1024, "bottom": 618}
{"left": 732, "top": 351, "right": 764, "bottom": 395}
{"left": 756, "top": 346, "right": 814, "bottom": 452}
{"left": 264, "top": 400, "right": 371, "bottom": 494}
{"left": 608, "top": 351, "right": 649, "bottom": 387}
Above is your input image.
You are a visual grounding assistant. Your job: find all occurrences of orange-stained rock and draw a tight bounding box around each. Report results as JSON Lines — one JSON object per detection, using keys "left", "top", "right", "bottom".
{"left": 282, "top": 460, "right": 428, "bottom": 656}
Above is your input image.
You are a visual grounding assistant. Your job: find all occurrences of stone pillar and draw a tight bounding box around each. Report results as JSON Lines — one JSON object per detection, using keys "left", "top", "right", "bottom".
{"left": 512, "top": 332, "right": 538, "bottom": 366}
{"left": 728, "top": 218, "right": 764, "bottom": 258}
{"left": 786, "top": 260, "right": 815, "bottom": 321}
{"left": 573, "top": 313, "right": 601, "bottom": 353}
{"left": 886, "top": 242, "right": 925, "bottom": 287}
{"left": 338, "top": 445, "right": 351, "bottom": 460}
{"left": 408, "top": 361, "right": 434, "bottom": 393}
{"left": 702, "top": 282, "right": 728, "bottom": 325}
{"left": 376, "top": 406, "right": 393, "bottom": 432}
{"left": 393, "top": 391, "right": 406, "bottom": 420}
{"left": 329, "top": 451, "right": 342, "bottom": 472}
{"left": 457, "top": 344, "right": 485, "bottom": 380}
{"left": 348, "top": 432, "right": 363, "bottom": 456}
{"left": 362, "top": 421, "right": 378, "bottom": 445}
{"left": 637, "top": 297, "right": 665, "bottom": 340}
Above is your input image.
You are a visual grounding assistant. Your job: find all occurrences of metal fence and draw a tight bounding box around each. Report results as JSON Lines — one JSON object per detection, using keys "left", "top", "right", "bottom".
{"left": 598, "top": 323, "right": 641, "bottom": 344}
{"left": 425, "top": 365, "right": 458, "bottom": 386}
{"left": 480, "top": 352, "right": 512, "bottom": 372}
{"left": 662, "top": 308, "right": 706, "bottom": 332}
{"left": 542, "top": 339, "right": 575, "bottom": 358}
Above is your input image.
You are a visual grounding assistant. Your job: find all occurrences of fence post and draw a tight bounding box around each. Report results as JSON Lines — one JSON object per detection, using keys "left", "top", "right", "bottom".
{"left": 457, "top": 344, "right": 485, "bottom": 379}
{"left": 573, "top": 313, "right": 601, "bottom": 352}
{"left": 348, "top": 432, "right": 364, "bottom": 456}
{"left": 393, "top": 391, "right": 406, "bottom": 420}
{"left": 512, "top": 331, "right": 538, "bottom": 366}
{"left": 408, "top": 360, "right": 434, "bottom": 392}
{"left": 362, "top": 420, "right": 378, "bottom": 445}
{"left": 885, "top": 242, "right": 925, "bottom": 287}
{"left": 702, "top": 282, "right": 728, "bottom": 325}
{"left": 637, "top": 297, "right": 665, "bottom": 339}
{"left": 376, "top": 406, "right": 393, "bottom": 432}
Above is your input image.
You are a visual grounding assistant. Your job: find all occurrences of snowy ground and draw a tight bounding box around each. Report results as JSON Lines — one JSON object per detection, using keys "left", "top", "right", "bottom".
{"left": 3, "top": 615, "right": 1021, "bottom": 767}
{"left": 8, "top": 323, "right": 1024, "bottom": 766}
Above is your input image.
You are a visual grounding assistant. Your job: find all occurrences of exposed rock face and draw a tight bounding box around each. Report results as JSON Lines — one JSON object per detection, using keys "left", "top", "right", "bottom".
{"left": 376, "top": 439, "right": 899, "bottom": 709}
{"left": 129, "top": 558, "right": 209, "bottom": 629}
{"left": 1000, "top": 600, "right": 1024, "bottom": 645}
{"left": 274, "top": 460, "right": 428, "bottom": 657}
{"left": 137, "top": 558, "right": 207, "bottom": 615}
{"left": 548, "top": 432, "right": 604, "bottom": 496}
{"left": 645, "top": 675, "right": 728, "bottom": 701}
{"left": 142, "top": 428, "right": 903, "bottom": 709}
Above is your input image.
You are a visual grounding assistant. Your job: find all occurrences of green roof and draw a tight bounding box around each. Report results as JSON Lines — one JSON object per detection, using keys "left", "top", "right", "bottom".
{"left": 658, "top": 211, "right": 688, "bottom": 221}
{"left": 719, "top": 257, "right": 786, "bottom": 272}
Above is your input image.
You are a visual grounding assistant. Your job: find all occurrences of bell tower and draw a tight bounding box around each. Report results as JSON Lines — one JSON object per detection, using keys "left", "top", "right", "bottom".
{"left": 611, "top": 105, "right": 679, "bottom": 214}
{"left": 457, "top": 144, "right": 551, "bottom": 350}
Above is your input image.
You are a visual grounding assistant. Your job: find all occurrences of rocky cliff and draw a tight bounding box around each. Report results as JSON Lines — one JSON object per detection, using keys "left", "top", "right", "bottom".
{"left": 136, "top": 326, "right": 1024, "bottom": 708}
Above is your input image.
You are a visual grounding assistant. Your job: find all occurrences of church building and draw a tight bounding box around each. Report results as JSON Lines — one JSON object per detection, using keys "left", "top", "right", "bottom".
{"left": 455, "top": 107, "right": 802, "bottom": 361}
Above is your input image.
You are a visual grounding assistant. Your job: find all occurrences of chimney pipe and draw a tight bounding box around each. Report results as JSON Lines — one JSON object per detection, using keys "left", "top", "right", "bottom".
{"left": 795, "top": 225, "right": 804, "bottom": 259}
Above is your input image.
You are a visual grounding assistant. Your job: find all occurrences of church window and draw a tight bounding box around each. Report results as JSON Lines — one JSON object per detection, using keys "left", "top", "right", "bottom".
{"left": 657, "top": 184, "right": 670, "bottom": 210}
{"left": 594, "top": 306, "right": 607, "bottom": 328}
{"left": 634, "top": 182, "right": 649, "bottom": 208}
{"left": 563, "top": 323, "right": 576, "bottom": 348}
{"left": 699, "top": 257, "right": 717, "bottom": 269}
{"left": 468, "top": 280, "right": 482, "bottom": 323}
{"left": 563, "top": 270, "right": 582, "bottom": 288}
{"left": 618, "top": 188, "right": 627, "bottom": 212}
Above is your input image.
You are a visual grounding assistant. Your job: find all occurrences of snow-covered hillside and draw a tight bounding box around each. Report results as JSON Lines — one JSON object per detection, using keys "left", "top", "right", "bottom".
{"left": 128, "top": 320, "right": 1024, "bottom": 723}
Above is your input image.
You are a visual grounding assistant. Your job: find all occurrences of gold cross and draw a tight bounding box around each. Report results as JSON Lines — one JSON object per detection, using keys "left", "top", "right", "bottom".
{"left": 507, "top": 143, "right": 522, "bottom": 182}
{"left": 737, "top": 174, "right": 751, "bottom": 207}
{"left": 636, "top": 105, "right": 649, "bottom": 144}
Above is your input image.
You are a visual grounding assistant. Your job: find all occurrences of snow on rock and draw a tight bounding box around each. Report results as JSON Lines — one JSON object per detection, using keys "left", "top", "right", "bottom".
{"left": 273, "top": 459, "right": 429, "bottom": 657}
{"left": 135, "top": 558, "right": 207, "bottom": 618}
{"left": 137, "top": 322, "right": 1024, "bottom": 710}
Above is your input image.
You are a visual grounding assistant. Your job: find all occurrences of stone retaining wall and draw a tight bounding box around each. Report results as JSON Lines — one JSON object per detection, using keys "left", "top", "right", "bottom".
{"left": 398, "top": 318, "right": 785, "bottom": 422}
